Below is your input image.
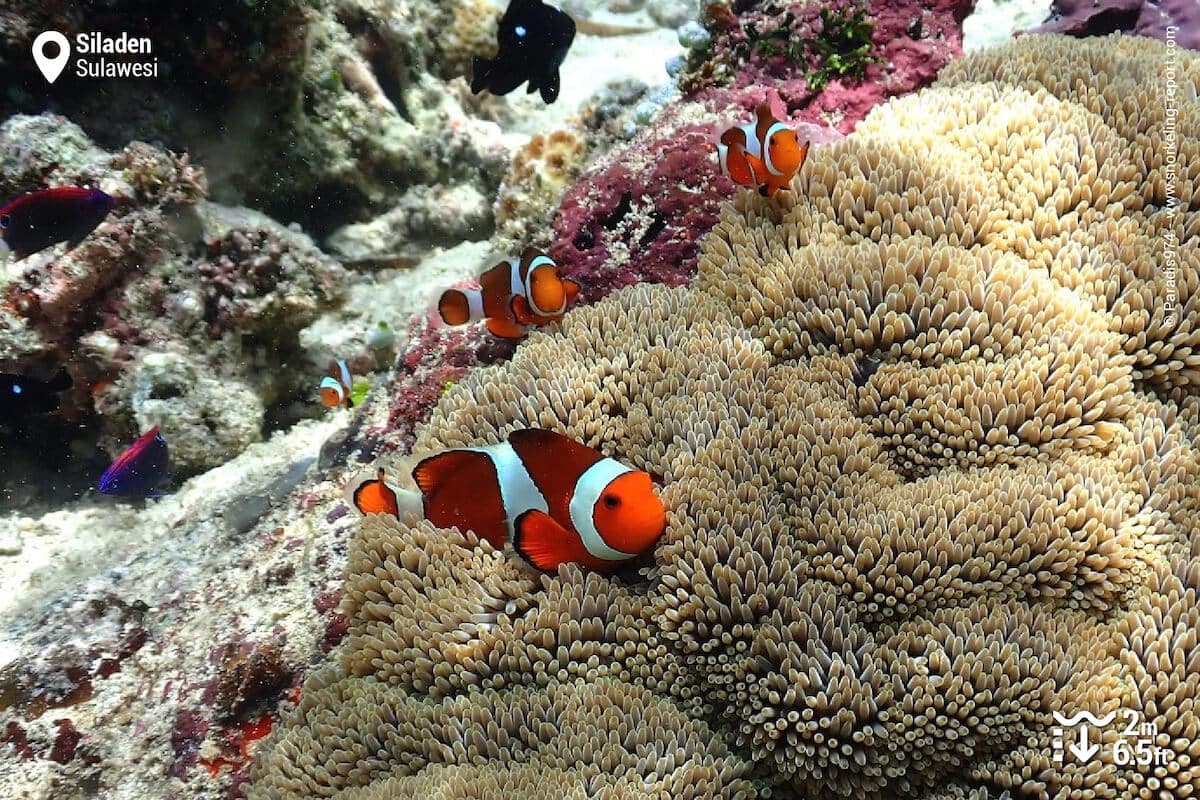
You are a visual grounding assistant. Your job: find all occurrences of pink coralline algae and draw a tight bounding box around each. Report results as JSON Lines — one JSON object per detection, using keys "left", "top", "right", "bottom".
{"left": 195, "top": 227, "right": 345, "bottom": 341}
{"left": 550, "top": 99, "right": 841, "bottom": 304}
{"left": 377, "top": 313, "right": 518, "bottom": 456}
{"left": 550, "top": 106, "right": 735, "bottom": 303}
{"left": 687, "top": 0, "right": 974, "bottom": 132}
{"left": 1026, "top": 0, "right": 1200, "bottom": 50}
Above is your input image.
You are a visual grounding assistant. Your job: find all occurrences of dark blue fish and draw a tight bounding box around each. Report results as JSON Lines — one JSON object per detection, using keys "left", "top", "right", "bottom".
{"left": 98, "top": 426, "right": 171, "bottom": 498}
{"left": 0, "top": 187, "right": 115, "bottom": 260}
{"left": 471, "top": 0, "right": 575, "bottom": 104}
{"left": 0, "top": 368, "right": 72, "bottom": 417}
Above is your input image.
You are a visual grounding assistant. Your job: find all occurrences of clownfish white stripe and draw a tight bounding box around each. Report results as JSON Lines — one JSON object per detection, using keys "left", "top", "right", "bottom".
{"left": 319, "top": 376, "right": 345, "bottom": 400}
{"left": 508, "top": 258, "right": 525, "bottom": 298}
{"left": 463, "top": 288, "right": 486, "bottom": 321}
{"left": 717, "top": 143, "right": 730, "bottom": 178}
{"left": 470, "top": 442, "right": 549, "bottom": 540}
{"left": 334, "top": 359, "right": 351, "bottom": 388}
{"left": 569, "top": 457, "right": 638, "bottom": 562}
{"left": 738, "top": 122, "right": 761, "bottom": 158}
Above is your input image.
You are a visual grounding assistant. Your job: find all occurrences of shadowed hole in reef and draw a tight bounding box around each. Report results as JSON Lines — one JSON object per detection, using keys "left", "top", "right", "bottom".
{"left": 336, "top": 10, "right": 413, "bottom": 122}
{"left": 148, "top": 383, "right": 184, "bottom": 401}
{"left": 0, "top": 422, "right": 111, "bottom": 509}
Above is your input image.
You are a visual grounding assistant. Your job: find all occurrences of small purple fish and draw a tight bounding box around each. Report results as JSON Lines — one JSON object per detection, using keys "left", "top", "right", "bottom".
{"left": 0, "top": 187, "right": 115, "bottom": 260}
{"left": 98, "top": 426, "right": 171, "bottom": 498}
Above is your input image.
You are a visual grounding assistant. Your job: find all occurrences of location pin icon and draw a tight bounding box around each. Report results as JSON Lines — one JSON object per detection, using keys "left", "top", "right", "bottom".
{"left": 32, "top": 31, "right": 70, "bottom": 84}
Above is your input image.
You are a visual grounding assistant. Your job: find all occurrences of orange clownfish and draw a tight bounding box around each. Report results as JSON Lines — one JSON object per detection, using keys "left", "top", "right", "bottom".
{"left": 345, "top": 428, "right": 666, "bottom": 573}
{"left": 437, "top": 248, "right": 581, "bottom": 340}
{"left": 717, "top": 103, "right": 810, "bottom": 197}
{"left": 318, "top": 359, "right": 353, "bottom": 408}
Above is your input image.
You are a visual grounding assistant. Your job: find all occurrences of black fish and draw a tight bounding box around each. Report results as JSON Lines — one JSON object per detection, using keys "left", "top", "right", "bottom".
{"left": 98, "top": 426, "right": 171, "bottom": 498}
{"left": 0, "top": 187, "right": 116, "bottom": 260}
{"left": 471, "top": 0, "right": 576, "bottom": 104}
{"left": 0, "top": 368, "right": 72, "bottom": 417}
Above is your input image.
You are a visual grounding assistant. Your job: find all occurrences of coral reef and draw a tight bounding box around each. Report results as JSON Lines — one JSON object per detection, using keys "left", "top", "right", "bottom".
{"left": 1027, "top": 0, "right": 1200, "bottom": 50}
{"left": 439, "top": 0, "right": 504, "bottom": 79}
{"left": 248, "top": 35, "right": 1200, "bottom": 800}
{"left": 0, "top": 0, "right": 511, "bottom": 240}
{"left": 0, "top": 420, "right": 353, "bottom": 799}
{"left": 326, "top": 185, "right": 494, "bottom": 263}
{"left": 681, "top": 0, "right": 974, "bottom": 132}
{"left": 494, "top": 129, "right": 589, "bottom": 251}
{"left": 115, "top": 352, "right": 264, "bottom": 475}
{"left": 543, "top": 0, "right": 971, "bottom": 312}
{"left": 549, "top": 99, "right": 840, "bottom": 303}
{"left": 0, "top": 116, "right": 351, "bottom": 489}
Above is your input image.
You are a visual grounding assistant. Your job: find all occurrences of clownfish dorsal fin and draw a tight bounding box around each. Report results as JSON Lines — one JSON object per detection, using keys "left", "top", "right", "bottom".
{"left": 506, "top": 428, "right": 603, "bottom": 479}
{"left": 519, "top": 246, "right": 543, "bottom": 270}
{"left": 506, "top": 428, "right": 573, "bottom": 450}
{"left": 754, "top": 102, "right": 778, "bottom": 144}
{"left": 412, "top": 449, "right": 491, "bottom": 497}
{"left": 719, "top": 126, "right": 746, "bottom": 149}
{"left": 512, "top": 509, "right": 572, "bottom": 572}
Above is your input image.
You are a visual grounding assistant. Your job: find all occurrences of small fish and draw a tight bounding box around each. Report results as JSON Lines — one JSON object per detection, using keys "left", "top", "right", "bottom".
{"left": 717, "top": 103, "right": 810, "bottom": 197}
{"left": 318, "top": 359, "right": 354, "bottom": 409}
{"left": 346, "top": 428, "right": 666, "bottom": 573}
{"left": 98, "top": 426, "right": 171, "bottom": 498}
{"left": 0, "top": 368, "right": 72, "bottom": 418}
{"left": 437, "top": 247, "right": 581, "bottom": 339}
{"left": 0, "top": 187, "right": 116, "bottom": 260}
{"left": 471, "top": 0, "right": 576, "bottom": 104}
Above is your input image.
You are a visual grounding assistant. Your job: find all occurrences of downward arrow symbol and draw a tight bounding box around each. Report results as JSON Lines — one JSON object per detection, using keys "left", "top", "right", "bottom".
{"left": 1069, "top": 725, "right": 1100, "bottom": 761}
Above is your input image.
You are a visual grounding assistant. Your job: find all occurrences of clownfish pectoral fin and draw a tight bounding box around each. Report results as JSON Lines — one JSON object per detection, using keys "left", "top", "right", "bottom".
{"left": 512, "top": 509, "right": 573, "bottom": 572}
{"left": 563, "top": 279, "right": 581, "bottom": 304}
{"left": 485, "top": 317, "right": 527, "bottom": 339}
{"left": 763, "top": 173, "right": 793, "bottom": 197}
{"left": 510, "top": 294, "right": 535, "bottom": 325}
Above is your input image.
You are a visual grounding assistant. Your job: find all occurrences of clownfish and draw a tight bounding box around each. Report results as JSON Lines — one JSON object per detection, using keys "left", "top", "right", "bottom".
{"left": 345, "top": 428, "right": 666, "bottom": 573}
{"left": 437, "top": 248, "right": 581, "bottom": 340}
{"left": 318, "top": 359, "right": 353, "bottom": 409}
{"left": 717, "top": 103, "right": 810, "bottom": 197}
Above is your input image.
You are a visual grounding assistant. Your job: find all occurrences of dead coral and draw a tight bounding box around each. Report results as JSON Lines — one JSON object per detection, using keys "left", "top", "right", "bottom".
{"left": 494, "top": 128, "right": 589, "bottom": 250}
{"left": 439, "top": 0, "right": 502, "bottom": 80}
{"left": 249, "top": 35, "right": 1200, "bottom": 800}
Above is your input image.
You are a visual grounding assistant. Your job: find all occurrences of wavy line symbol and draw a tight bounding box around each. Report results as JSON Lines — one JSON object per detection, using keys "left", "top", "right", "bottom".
{"left": 1053, "top": 711, "right": 1116, "bottom": 726}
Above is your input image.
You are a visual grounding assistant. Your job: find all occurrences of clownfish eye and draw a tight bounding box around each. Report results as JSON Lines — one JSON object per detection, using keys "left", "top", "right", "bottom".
{"left": 0, "top": 214, "right": 10, "bottom": 229}
{"left": 603, "top": 494, "right": 620, "bottom": 509}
